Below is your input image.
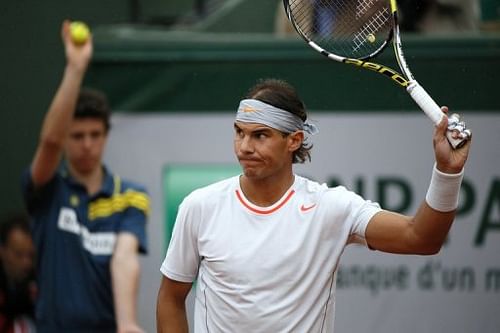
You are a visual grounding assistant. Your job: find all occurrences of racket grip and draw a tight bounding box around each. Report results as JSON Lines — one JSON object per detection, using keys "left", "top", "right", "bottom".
{"left": 407, "top": 81, "right": 467, "bottom": 149}
{"left": 407, "top": 81, "right": 443, "bottom": 125}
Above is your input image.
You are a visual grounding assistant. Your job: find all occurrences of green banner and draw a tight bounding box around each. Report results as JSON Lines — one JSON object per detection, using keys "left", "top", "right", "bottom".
{"left": 162, "top": 163, "right": 241, "bottom": 248}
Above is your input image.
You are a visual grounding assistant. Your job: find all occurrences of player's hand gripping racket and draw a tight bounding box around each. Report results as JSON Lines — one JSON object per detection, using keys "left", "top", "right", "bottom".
{"left": 283, "top": 0, "right": 471, "bottom": 148}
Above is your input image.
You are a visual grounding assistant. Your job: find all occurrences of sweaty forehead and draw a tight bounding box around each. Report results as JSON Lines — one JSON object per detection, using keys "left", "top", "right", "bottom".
{"left": 234, "top": 121, "right": 276, "bottom": 132}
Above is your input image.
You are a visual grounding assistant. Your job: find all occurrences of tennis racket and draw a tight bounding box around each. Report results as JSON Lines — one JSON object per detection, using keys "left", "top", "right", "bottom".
{"left": 283, "top": 0, "right": 471, "bottom": 148}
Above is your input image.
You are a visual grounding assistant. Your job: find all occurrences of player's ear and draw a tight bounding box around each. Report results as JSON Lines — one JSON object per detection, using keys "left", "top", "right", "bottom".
{"left": 288, "top": 131, "right": 304, "bottom": 152}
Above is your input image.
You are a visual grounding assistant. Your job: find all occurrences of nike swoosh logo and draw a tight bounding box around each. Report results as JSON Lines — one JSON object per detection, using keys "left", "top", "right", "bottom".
{"left": 300, "top": 203, "right": 317, "bottom": 212}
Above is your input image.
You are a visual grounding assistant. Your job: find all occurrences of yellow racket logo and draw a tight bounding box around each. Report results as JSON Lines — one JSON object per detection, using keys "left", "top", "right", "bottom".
{"left": 344, "top": 58, "right": 409, "bottom": 87}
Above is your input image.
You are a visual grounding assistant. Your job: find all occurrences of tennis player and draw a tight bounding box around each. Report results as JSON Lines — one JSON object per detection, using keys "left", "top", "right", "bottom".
{"left": 156, "top": 78, "right": 471, "bottom": 332}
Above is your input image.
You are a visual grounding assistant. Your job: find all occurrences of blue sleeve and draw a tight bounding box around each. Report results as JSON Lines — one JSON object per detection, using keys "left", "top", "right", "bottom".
{"left": 120, "top": 205, "right": 149, "bottom": 254}
{"left": 118, "top": 184, "right": 150, "bottom": 255}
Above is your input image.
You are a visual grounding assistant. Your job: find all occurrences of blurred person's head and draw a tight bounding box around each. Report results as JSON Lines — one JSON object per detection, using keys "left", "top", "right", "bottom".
{"left": 0, "top": 214, "right": 35, "bottom": 283}
{"left": 65, "top": 88, "right": 111, "bottom": 176}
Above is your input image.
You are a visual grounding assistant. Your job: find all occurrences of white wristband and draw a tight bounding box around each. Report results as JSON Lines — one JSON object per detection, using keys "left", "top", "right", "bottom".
{"left": 425, "top": 163, "right": 464, "bottom": 212}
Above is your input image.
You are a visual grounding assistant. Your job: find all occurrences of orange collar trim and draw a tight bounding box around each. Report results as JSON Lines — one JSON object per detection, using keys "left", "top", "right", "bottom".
{"left": 235, "top": 189, "right": 295, "bottom": 215}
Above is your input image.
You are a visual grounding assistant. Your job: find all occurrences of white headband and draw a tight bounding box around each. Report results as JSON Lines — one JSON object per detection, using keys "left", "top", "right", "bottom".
{"left": 235, "top": 99, "right": 319, "bottom": 135}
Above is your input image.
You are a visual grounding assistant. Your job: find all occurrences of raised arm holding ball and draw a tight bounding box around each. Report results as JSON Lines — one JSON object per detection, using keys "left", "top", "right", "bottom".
{"left": 156, "top": 79, "right": 471, "bottom": 332}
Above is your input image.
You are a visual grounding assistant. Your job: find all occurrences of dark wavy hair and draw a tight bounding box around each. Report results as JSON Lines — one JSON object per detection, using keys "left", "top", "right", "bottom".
{"left": 75, "top": 88, "right": 111, "bottom": 132}
{"left": 244, "top": 78, "right": 312, "bottom": 164}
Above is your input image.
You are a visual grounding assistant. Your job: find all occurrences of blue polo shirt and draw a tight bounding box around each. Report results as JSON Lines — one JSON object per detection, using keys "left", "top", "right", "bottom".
{"left": 21, "top": 165, "right": 149, "bottom": 333}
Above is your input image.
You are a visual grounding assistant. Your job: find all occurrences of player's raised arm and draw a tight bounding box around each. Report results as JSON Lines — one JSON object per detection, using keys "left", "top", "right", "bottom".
{"left": 30, "top": 20, "right": 93, "bottom": 187}
{"left": 365, "top": 108, "right": 471, "bottom": 254}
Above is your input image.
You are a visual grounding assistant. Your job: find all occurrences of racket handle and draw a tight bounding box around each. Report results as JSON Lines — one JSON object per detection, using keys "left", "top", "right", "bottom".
{"left": 407, "top": 81, "right": 443, "bottom": 125}
{"left": 407, "top": 81, "right": 468, "bottom": 149}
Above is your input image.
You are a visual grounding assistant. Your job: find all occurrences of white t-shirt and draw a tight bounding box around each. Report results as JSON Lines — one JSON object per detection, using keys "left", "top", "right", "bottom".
{"left": 161, "top": 175, "right": 381, "bottom": 332}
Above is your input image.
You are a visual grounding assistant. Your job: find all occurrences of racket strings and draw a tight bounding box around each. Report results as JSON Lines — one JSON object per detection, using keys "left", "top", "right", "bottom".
{"left": 352, "top": 7, "right": 390, "bottom": 52}
{"left": 288, "top": 0, "right": 393, "bottom": 59}
{"left": 355, "top": 0, "right": 376, "bottom": 18}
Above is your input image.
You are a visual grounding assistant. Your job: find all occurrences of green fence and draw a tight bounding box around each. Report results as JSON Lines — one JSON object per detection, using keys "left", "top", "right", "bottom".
{"left": 86, "top": 28, "right": 500, "bottom": 112}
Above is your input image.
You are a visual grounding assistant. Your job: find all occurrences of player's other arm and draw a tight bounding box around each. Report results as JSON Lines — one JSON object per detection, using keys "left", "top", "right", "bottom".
{"left": 365, "top": 205, "right": 457, "bottom": 254}
{"left": 156, "top": 276, "right": 192, "bottom": 333}
{"left": 365, "top": 110, "right": 471, "bottom": 254}
{"left": 30, "top": 20, "right": 92, "bottom": 187}
{"left": 111, "top": 233, "right": 144, "bottom": 333}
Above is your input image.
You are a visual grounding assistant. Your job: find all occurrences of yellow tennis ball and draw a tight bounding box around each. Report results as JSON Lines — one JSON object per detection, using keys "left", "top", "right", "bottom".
{"left": 367, "top": 33, "right": 376, "bottom": 43}
{"left": 70, "top": 21, "right": 90, "bottom": 45}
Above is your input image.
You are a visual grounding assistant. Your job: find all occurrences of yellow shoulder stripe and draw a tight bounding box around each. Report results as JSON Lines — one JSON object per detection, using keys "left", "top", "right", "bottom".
{"left": 88, "top": 190, "right": 150, "bottom": 220}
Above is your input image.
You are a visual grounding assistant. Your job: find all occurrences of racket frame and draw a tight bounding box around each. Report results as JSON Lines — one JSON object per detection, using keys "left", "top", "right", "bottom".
{"left": 283, "top": 0, "right": 468, "bottom": 148}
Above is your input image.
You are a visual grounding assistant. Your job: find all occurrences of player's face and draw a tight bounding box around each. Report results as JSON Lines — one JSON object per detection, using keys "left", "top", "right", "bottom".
{"left": 65, "top": 118, "right": 108, "bottom": 175}
{"left": 234, "top": 122, "right": 300, "bottom": 181}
